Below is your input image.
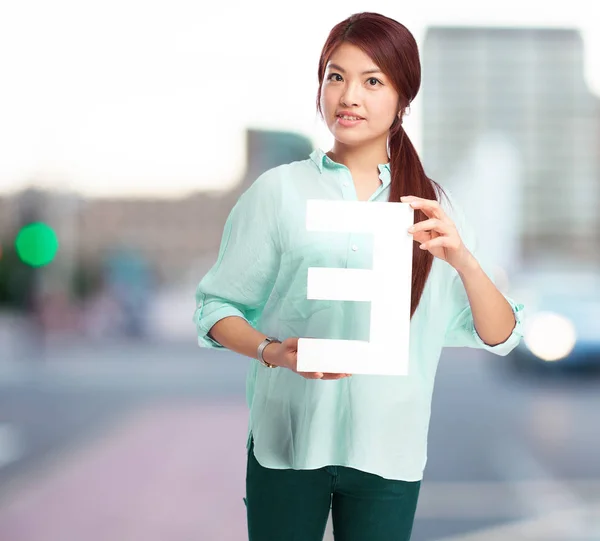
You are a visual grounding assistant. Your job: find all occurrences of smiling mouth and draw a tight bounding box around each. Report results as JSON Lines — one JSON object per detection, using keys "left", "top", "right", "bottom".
{"left": 337, "top": 114, "right": 364, "bottom": 121}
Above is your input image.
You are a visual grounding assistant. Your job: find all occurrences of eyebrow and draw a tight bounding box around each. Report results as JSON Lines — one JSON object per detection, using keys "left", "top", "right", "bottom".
{"left": 327, "top": 63, "right": 383, "bottom": 75}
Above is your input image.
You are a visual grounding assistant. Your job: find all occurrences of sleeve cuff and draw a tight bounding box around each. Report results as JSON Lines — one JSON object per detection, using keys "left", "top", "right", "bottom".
{"left": 193, "top": 301, "right": 248, "bottom": 349}
{"left": 471, "top": 297, "right": 525, "bottom": 356}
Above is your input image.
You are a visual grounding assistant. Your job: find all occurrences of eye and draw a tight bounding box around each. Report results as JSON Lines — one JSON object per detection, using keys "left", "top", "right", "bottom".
{"left": 367, "top": 77, "right": 382, "bottom": 86}
{"left": 327, "top": 73, "right": 343, "bottom": 82}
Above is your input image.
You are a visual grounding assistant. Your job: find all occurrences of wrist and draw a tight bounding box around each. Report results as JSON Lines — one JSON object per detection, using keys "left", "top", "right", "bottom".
{"left": 262, "top": 341, "right": 280, "bottom": 366}
{"left": 257, "top": 336, "right": 281, "bottom": 368}
{"left": 455, "top": 250, "right": 480, "bottom": 277}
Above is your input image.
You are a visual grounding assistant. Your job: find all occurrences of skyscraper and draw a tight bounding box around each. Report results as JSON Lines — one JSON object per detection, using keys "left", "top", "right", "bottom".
{"left": 422, "top": 27, "right": 600, "bottom": 265}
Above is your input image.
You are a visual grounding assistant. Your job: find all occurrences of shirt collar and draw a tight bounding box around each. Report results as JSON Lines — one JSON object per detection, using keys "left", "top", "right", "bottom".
{"left": 309, "top": 148, "right": 391, "bottom": 187}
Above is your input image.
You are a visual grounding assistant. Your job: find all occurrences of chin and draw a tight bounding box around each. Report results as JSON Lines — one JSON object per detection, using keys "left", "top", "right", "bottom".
{"left": 330, "top": 129, "right": 370, "bottom": 146}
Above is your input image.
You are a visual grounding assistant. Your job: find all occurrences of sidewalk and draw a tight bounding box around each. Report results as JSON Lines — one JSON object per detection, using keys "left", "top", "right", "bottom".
{"left": 0, "top": 400, "right": 251, "bottom": 541}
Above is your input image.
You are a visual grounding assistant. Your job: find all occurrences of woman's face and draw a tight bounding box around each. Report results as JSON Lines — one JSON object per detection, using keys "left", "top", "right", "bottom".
{"left": 320, "top": 42, "right": 400, "bottom": 148}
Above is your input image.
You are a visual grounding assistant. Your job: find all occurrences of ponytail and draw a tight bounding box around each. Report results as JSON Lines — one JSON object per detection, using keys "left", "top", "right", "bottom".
{"left": 388, "top": 115, "right": 448, "bottom": 318}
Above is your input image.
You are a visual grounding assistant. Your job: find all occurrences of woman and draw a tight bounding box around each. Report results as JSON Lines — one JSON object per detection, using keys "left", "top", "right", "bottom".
{"left": 193, "top": 11, "right": 524, "bottom": 541}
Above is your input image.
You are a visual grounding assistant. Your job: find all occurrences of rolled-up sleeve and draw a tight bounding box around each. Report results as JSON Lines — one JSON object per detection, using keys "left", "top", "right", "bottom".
{"left": 193, "top": 169, "right": 281, "bottom": 349}
{"left": 444, "top": 283, "right": 525, "bottom": 355}
{"left": 441, "top": 190, "right": 525, "bottom": 355}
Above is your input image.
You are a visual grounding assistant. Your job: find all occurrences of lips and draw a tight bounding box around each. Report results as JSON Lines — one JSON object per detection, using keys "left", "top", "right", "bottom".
{"left": 335, "top": 114, "right": 365, "bottom": 128}
{"left": 336, "top": 112, "right": 365, "bottom": 120}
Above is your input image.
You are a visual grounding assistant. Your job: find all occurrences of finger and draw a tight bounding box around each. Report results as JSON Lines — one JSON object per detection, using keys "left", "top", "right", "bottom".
{"left": 403, "top": 198, "right": 446, "bottom": 220}
{"left": 321, "top": 373, "right": 351, "bottom": 380}
{"left": 408, "top": 218, "right": 448, "bottom": 235}
{"left": 298, "top": 371, "right": 324, "bottom": 379}
{"left": 420, "top": 236, "right": 459, "bottom": 250}
{"left": 411, "top": 230, "right": 432, "bottom": 245}
{"left": 410, "top": 202, "right": 445, "bottom": 221}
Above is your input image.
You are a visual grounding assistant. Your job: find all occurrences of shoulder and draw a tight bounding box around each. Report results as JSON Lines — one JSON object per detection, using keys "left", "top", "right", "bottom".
{"left": 243, "top": 155, "right": 317, "bottom": 197}
{"left": 261, "top": 155, "right": 317, "bottom": 182}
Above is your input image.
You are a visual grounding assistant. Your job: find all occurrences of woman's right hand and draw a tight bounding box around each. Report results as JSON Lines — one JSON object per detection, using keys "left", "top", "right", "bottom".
{"left": 264, "top": 337, "right": 352, "bottom": 380}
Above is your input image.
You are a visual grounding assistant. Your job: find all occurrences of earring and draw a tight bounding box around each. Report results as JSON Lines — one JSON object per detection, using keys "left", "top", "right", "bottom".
{"left": 405, "top": 106, "right": 411, "bottom": 116}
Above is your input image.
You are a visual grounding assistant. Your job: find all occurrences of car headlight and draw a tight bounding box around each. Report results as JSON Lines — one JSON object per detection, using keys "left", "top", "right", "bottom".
{"left": 523, "top": 311, "right": 577, "bottom": 361}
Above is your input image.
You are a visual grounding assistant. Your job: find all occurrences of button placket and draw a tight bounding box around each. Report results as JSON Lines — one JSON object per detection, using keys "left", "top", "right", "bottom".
{"left": 340, "top": 170, "right": 356, "bottom": 201}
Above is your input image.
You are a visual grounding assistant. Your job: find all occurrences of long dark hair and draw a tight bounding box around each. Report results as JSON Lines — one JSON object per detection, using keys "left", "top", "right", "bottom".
{"left": 316, "top": 12, "right": 448, "bottom": 318}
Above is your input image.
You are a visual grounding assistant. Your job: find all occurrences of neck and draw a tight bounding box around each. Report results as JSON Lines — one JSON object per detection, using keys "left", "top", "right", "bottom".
{"left": 327, "top": 139, "right": 389, "bottom": 177}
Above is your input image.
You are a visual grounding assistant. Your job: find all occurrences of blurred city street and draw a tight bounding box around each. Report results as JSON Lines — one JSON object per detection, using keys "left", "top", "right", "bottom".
{"left": 1, "top": 338, "right": 599, "bottom": 541}
{"left": 1, "top": 2, "right": 599, "bottom": 539}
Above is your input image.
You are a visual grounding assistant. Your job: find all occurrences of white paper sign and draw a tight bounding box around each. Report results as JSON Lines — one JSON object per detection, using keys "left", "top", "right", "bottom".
{"left": 296, "top": 200, "right": 414, "bottom": 376}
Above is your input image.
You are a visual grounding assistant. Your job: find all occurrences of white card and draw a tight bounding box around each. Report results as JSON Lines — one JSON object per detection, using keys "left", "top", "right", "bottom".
{"left": 296, "top": 200, "right": 414, "bottom": 376}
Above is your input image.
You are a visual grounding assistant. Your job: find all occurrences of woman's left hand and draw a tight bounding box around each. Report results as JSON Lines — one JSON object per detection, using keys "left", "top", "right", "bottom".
{"left": 401, "top": 195, "right": 475, "bottom": 272}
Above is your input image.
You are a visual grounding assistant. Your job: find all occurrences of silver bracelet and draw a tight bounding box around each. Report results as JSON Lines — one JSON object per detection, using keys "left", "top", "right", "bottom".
{"left": 257, "top": 336, "right": 281, "bottom": 368}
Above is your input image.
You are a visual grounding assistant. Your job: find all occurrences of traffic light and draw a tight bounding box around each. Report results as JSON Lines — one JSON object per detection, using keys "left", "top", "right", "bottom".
{"left": 15, "top": 222, "right": 59, "bottom": 267}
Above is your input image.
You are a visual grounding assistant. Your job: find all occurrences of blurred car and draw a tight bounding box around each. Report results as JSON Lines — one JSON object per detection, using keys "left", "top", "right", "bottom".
{"left": 504, "top": 267, "right": 600, "bottom": 374}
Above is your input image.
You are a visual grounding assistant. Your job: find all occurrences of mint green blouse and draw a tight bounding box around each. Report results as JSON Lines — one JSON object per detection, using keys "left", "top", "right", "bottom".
{"left": 193, "top": 148, "right": 525, "bottom": 481}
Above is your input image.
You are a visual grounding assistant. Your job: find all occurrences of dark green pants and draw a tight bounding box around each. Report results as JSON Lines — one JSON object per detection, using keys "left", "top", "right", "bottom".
{"left": 245, "top": 439, "right": 421, "bottom": 541}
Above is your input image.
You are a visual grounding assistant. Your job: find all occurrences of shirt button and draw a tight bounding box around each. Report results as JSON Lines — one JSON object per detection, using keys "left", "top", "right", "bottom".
{"left": 351, "top": 244, "right": 358, "bottom": 251}
{"left": 343, "top": 182, "right": 349, "bottom": 187}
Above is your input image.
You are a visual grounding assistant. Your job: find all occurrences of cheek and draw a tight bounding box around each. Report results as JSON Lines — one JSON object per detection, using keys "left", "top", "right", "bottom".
{"left": 321, "top": 89, "right": 331, "bottom": 116}
{"left": 369, "top": 98, "right": 398, "bottom": 125}
{"left": 320, "top": 87, "right": 336, "bottom": 110}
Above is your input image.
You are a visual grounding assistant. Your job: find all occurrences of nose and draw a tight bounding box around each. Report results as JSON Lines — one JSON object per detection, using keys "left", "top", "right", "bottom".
{"left": 340, "top": 81, "right": 361, "bottom": 107}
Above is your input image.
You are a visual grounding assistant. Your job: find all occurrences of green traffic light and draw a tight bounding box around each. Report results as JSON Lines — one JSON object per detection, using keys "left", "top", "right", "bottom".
{"left": 15, "top": 222, "right": 59, "bottom": 267}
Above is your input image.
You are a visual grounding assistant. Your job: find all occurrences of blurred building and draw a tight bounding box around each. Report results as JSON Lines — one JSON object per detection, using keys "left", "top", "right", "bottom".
{"left": 0, "top": 129, "right": 313, "bottom": 287}
{"left": 422, "top": 27, "right": 600, "bottom": 266}
{"left": 76, "top": 129, "right": 313, "bottom": 282}
{"left": 0, "top": 197, "right": 17, "bottom": 238}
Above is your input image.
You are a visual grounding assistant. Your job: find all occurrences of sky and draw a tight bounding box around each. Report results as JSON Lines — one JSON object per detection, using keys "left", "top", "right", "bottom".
{"left": 0, "top": 0, "right": 598, "bottom": 198}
